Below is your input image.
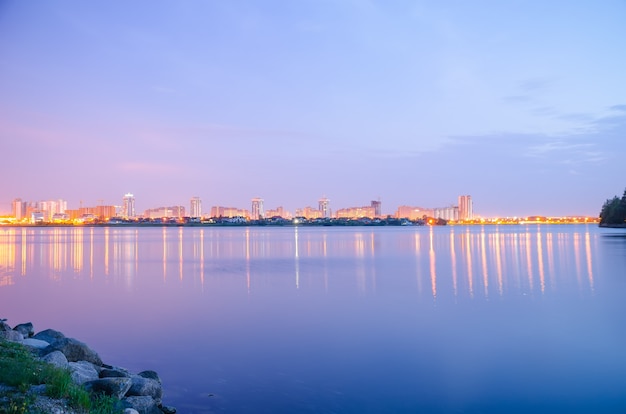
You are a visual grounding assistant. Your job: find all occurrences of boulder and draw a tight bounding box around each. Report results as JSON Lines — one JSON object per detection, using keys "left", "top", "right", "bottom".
{"left": 123, "top": 396, "right": 162, "bottom": 414}
{"left": 124, "top": 409, "right": 140, "bottom": 414}
{"left": 34, "top": 330, "right": 102, "bottom": 364}
{"left": 161, "top": 405, "right": 177, "bottom": 413}
{"left": 100, "top": 367, "right": 131, "bottom": 378}
{"left": 138, "top": 370, "right": 161, "bottom": 383}
{"left": 22, "top": 338, "right": 50, "bottom": 349}
{"left": 41, "top": 350, "right": 69, "bottom": 369}
{"left": 84, "top": 377, "right": 133, "bottom": 399}
{"left": 0, "top": 320, "right": 11, "bottom": 331}
{"left": 0, "top": 330, "right": 23, "bottom": 342}
{"left": 33, "top": 328, "right": 66, "bottom": 344}
{"left": 13, "top": 322, "right": 34, "bottom": 337}
{"left": 69, "top": 361, "right": 99, "bottom": 385}
{"left": 126, "top": 375, "right": 163, "bottom": 401}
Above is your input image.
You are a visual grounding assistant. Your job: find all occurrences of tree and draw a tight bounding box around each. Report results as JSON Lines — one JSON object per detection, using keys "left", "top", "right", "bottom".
{"left": 599, "top": 188, "right": 626, "bottom": 225}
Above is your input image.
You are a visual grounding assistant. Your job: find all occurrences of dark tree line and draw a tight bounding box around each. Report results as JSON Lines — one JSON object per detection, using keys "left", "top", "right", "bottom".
{"left": 599, "top": 189, "right": 626, "bottom": 225}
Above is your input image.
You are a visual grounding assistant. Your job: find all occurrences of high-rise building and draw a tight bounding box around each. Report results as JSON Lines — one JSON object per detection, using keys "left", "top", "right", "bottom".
{"left": 12, "top": 198, "right": 25, "bottom": 221}
{"left": 190, "top": 196, "right": 202, "bottom": 218}
{"left": 458, "top": 195, "right": 473, "bottom": 220}
{"left": 123, "top": 193, "right": 135, "bottom": 218}
{"left": 251, "top": 198, "right": 264, "bottom": 220}
{"left": 371, "top": 199, "right": 382, "bottom": 217}
{"left": 318, "top": 197, "right": 331, "bottom": 218}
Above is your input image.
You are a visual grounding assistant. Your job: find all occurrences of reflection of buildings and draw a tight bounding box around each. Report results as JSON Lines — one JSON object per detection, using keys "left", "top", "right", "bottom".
{"left": 190, "top": 197, "right": 202, "bottom": 218}
{"left": 251, "top": 198, "right": 264, "bottom": 220}
{"left": 123, "top": 193, "right": 136, "bottom": 218}
{"left": 458, "top": 195, "right": 473, "bottom": 220}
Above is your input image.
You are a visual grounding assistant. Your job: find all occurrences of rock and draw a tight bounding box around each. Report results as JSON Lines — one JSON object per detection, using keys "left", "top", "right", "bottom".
{"left": 123, "top": 396, "right": 162, "bottom": 414}
{"left": 33, "top": 330, "right": 100, "bottom": 363}
{"left": 138, "top": 370, "right": 161, "bottom": 383}
{"left": 127, "top": 375, "right": 163, "bottom": 401}
{"left": 100, "top": 367, "right": 131, "bottom": 378}
{"left": 33, "top": 328, "right": 66, "bottom": 344}
{"left": 29, "top": 384, "right": 47, "bottom": 395}
{"left": 22, "top": 338, "right": 51, "bottom": 349}
{"left": 13, "top": 322, "right": 34, "bottom": 337}
{"left": 41, "top": 350, "right": 69, "bottom": 369}
{"left": 124, "top": 409, "right": 140, "bottom": 414}
{"left": 160, "top": 405, "right": 177, "bottom": 413}
{"left": 84, "top": 378, "right": 133, "bottom": 399}
{"left": 0, "top": 329, "right": 23, "bottom": 342}
{"left": 0, "top": 320, "right": 11, "bottom": 331}
{"left": 69, "top": 361, "right": 99, "bottom": 384}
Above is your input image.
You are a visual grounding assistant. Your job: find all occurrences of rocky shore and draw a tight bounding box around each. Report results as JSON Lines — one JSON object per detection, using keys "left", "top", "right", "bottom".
{"left": 0, "top": 320, "right": 176, "bottom": 414}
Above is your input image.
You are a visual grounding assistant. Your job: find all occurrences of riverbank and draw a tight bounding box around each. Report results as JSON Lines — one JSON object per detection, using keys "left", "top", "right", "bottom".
{"left": 0, "top": 320, "right": 175, "bottom": 414}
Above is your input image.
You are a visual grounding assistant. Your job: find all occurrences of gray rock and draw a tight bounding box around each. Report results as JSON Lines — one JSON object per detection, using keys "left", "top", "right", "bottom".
{"left": 69, "top": 361, "right": 99, "bottom": 384}
{"left": 0, "top": 329, "right": 23, "bottom": 342}
{"left": 0, "top": 321, "right": 11, "bottom": 331}
{"left": 49, "top": 337, "right": 103, "bottom": 366}
{"left": 41, "top": 350, "right": 69, "bottom": 369}
{"left": 13, "top": 322, "right": 34, "bottom": 337}
{"left": 28, "top": 384, "right": 47, "bottom": 395}
{"left": 33, "top": 328, "right": 66, "bottom": 344}
{"left": 22, "top": 338, "right": 51, "bottom": 349}
{"left": 138, "top": 370, "right": 161, "bottom": 383}
{"left": 84, "top": 377, "right": 132, "bottom": 399}
{"left": 126, "top": 375, "right": 163, "bottom": 401}
{"left": 124, "top": 409, "right": 140, "bottom": 414}
{"left": 161, "top": 405, "right": 177, "bottom": 414}
{"left": 100, "top": 367, "right": 131, "bottom": 378}
{"left": 123, "top": 396, "right": 162, "bottom": 414}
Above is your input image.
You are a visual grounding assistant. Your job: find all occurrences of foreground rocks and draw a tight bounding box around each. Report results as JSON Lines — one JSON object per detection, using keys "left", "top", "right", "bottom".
{"left": 0, "top": 320, "right": 176, "bottom": 414}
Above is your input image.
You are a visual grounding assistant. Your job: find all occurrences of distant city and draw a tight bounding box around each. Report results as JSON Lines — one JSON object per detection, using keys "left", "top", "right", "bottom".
{"left": 2, "top": 194, "right": 598, "bottom": 226}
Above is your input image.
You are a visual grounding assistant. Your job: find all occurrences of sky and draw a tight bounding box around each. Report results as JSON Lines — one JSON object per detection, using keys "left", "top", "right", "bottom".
{"left": 1, "top": 0, "right": 626, "bottom": 217}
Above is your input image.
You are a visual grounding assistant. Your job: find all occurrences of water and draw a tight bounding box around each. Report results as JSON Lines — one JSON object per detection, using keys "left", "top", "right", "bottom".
{"left": 1, "top": 225, "right": 625, "bottom": 413}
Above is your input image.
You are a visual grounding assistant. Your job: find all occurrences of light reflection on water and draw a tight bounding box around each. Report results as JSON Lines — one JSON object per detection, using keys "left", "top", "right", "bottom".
{"left": 1, "top": 225, "right": 625, "bottom": 413}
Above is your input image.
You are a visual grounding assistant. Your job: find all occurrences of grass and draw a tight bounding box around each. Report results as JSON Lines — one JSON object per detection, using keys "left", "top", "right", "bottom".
{"left": 0, "top": 339, "right": 122, "bottom": 413}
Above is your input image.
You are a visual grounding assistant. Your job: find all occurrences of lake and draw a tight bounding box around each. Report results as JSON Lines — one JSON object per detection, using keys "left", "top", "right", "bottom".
{"left": 1, "top": 224, "right": 625, "bottom": 413}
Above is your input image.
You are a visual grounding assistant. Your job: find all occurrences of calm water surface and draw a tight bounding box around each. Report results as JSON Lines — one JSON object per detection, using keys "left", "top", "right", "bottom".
{"left": 1, "top": 225, "right": 625, "bottom": 413}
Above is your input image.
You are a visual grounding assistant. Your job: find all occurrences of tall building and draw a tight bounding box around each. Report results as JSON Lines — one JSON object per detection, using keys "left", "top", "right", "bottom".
{"left": 318, "top": 197, "right": 330, "bottom": 218}
{"left": 458, "top": 195, "right": 473, "bottom": 220}
{"left": 12, "top": 198, "right": 25, "bottom": 221}
{"left": 190, "top": 196, "right": 202, "bottom": 218}
{"left": 371, "top": 199, "right": 382, "bottom": 217}
{"left": 123, "top": 193, "right": 135, "bottom": 218}
{"left": 251, "top": 198, "right": 264, "bottom": 220}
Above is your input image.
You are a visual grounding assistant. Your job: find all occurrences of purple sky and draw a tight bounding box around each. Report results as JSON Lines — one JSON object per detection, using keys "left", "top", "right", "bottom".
{"left": 2, "top": 1, "right": 626, "bottom": 217}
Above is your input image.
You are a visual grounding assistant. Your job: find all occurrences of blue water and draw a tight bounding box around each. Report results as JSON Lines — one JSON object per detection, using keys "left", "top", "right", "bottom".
{"left": 1, "top": 225, "right": 625, "bottom": 413}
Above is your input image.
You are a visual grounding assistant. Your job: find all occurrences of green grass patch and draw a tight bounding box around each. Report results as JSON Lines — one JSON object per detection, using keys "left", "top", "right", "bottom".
{"left": 0, "top": 339, "right": 122, "bottom": 413}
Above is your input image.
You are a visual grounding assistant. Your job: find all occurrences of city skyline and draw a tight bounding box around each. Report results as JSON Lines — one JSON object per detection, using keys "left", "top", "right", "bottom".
{"left": 2, "top": 2, "right": 626, "bottom": 217}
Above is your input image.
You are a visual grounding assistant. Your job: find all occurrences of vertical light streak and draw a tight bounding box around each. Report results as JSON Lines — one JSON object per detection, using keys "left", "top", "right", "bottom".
{"left": 585, "top": 231, "right": 594, "bottom": 292}
{"left": 450, "top": 230, "right": 458, "bottom": 297}
{"left": 537, "top": 231, "right": 545, "bottom": 294}
{"left": 162, "top": 227, "right": 167, "bottom": 282}
{"left": 480, "top": 229, "right": 489, "bottom": 298}
{"left": 178, "top": 227, "right": 184, "bottom": 281}
{"left": 573, "top": 232, "right": 583, "bottom": 290}
{"left": 104, "top": 227, "right": 110, "bottom": 276}
{"left": 415, "top": 232, "right": 423, "bottom": 295}
{"left": 546, "top": 232, "right": 556, "bottom": 290}
{"left": 525, "top": 231, "right": 534, "bottom": 292}
{"left": 246, "top": 228, "right": 251, "bottom": 293}
{"left": 429, "top": 226, "right": 437, "bottom": 300}
{"left": 465, "top": 229, "right": 474, "bottom": 298}
{"left": 494, "top": 231, "right": 503, "bottom": 296}
{"left": 21, "top": 228, "right": 26, "bottom": 276}
{"left": 89, "top": 228, "right": 94, "bottom": 280}
{"left": 370, "top": 232, "right": 376, "bottom": 294}
{"left": 294, "top": 227, "right": 300, "bottom": 289}
{"left": 200, "top": 229, "right": 205, "bottom": 292}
